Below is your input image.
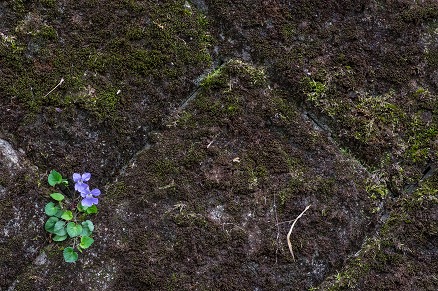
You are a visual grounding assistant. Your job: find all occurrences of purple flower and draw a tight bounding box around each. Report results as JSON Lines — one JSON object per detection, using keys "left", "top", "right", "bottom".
{"left": 80, "top": 186, "right": 101, "bottom": 207}
{"left": 73, "top": 172, "right": 91, "bottom": 191}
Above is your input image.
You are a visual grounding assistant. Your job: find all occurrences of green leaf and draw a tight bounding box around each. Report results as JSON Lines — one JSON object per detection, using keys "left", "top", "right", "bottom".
{"left": 53, "top": 221, "right": 66, "bottom": 236}
{"left": 48, "top": 170, "right": 63, "bottom": 186}
{"left": 53, "top": 234, "right": 68, "bottom": 241}
{"left": 44, "top": 217, "right": 59, "bottom": 233}
{"left": 77, "top": 203, "right": 85, "bottom": 212}
{"left": 55, "top": 229, "right": 66, "bottom": 236}
{"left": 81, "top": 220, "right": 94, "bottom": 236}
{"left": 63, "top": 247, "right": 78, "bottom": 263}
{"left": 79, "top": 236, "right": 94, "bottom": 249}
{"left": 45, "top": 202, "right": 59, "bottom": 216}
{"left": 61, "top": 210, "right": 73, "bottom": 221}
{"left": 54, "top": 220, "right": 65, "bottom": 232}
{"left": 86, "top": 205, "right": 98, "bottom": 214}
{"left": 66, "top": 222, "right": 83, "bottom": 238}
{"left": 54, "top": 209, "right": 64, "bottom": 218}
{"left": 83, "top": 220, "right": 94, "bottom": 232}
{"left": 50, "top": 192, "right": 65, "bottom": 201}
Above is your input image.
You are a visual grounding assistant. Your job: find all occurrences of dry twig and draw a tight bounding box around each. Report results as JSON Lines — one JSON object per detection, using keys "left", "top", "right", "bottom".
{"left": 287, "top": 204, "right": 311, "bottom": 261}
{"left": 43, "top": 78, "right": 64, "bottom": 98}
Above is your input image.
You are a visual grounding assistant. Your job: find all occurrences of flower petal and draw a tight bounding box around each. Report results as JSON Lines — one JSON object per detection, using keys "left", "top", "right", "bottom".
{"left": 73, "top": 173, "right": 81, "bottom": 182}
{"left": 81, "top": 197, "right": 93, "bottom": 207}
{"left": 76, "top": 183, "right": 89, "bottom": 193}
{"left": 82, "top": 195, "right": 98, "bottom": 207}
{"left": 91, "top": 197, "right": 98, "bottom": 205}
{"left": 82, "top": 173, "right": 91, "bottom": 182}
{"left": 91, "top": 188, "right": 101, "bottom": 197}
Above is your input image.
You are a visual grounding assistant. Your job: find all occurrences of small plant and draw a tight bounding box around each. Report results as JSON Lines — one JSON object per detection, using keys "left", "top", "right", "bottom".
{"left": 44, "top": 170, "right": 101, "bottom": 263}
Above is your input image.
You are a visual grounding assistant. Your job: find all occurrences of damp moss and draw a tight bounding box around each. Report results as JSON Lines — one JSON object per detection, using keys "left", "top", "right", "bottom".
{"left": 106, "top": 181, "right": 127, "bottom": 201}
{"left": 172, "top": 211, "right": 208, "bottom": 228}
{"left": 405, "top": 113, "right": 437, "bottom": 163}
{"left": 319, "top": 172, "right": 438, "bottom": 290}
{"left": 399, "top": 4, "right": 438, "bottom": 24}
{"left": 40, "top": 0, "right": 56, "bottom": 8}
{"left": 301, "top": 67, "right": 438, "bottom": 172}
{"left": 200, "top": 65, "right": 227, "bottom": 89}
{"left": 2, "top": 0, "right": 213, "bottom": 122}
{"left": 36, "top": 25, "right": 57, "bottom": 39}
{"left": 83, "top": 89, "right": 121, "bottom": 121}
{"left": 150, "top": 158, "right": 179, "bottom": 181}
{"left": 181, "top": 142, "right": 206, "bottom": 167}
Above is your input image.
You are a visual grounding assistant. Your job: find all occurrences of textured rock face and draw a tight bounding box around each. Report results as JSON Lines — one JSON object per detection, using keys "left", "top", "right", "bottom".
{"left": 0, "top": 1, "right": 437, "bottom": 290}
{"left": 0, "top": 139, "right": 20, "bottom": 170}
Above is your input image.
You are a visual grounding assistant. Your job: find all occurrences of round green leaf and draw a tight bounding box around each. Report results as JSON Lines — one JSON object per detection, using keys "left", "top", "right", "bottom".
{"left": 61, "top": 210, "right": 73, "bottom": 221}
{"left": 54, "top": 228, "right": 66, "bottom": 236}
{"left": 44, "top": 217, "right": 59, "bottom": 233}
{"left": 48, "top": 170, "right": 63, "bottom": 186}
{"left": 83, "top": 220, "right": 94, "bottom": 232}
{"left": 54, "top": 209, "right": 64, "bottom": 218}
{"left": 81, "top": 228, "right": 91, "bottom": 237}
{"left": 53, "top": 234, "right": 68, "bottom": 241}
{"left": 50, "top": 192, "right": 65, "bottom": 201}
{"left": 77, "top": 203, "right": 85, "bottom": 212}
{"left": 81, "top": 220, "right": 94, "bottom": 236}
{"left": 86, "top": 205, "right": 98, "bottom": 214}
{"left": 63, "top": 247, "right": 78, "bottom": 263}
{"left": 54, "top": 220, "right": 65, "bottom": 231}
{"left": 45, "top": 202, "right": 59, "bottom": 216}
{"left": 66, "top": 222, "right": 83, "bottom": 238}
{"left": 79, "top": 236, "right": 94, "bottom": 249}
{"left": 53, "top": 221, "right": 66, "bottom": 236}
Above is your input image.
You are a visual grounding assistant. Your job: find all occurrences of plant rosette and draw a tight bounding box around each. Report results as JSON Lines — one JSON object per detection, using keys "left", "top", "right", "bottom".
{"left": 44, "top": 170, "right": 101, "bottom": 262}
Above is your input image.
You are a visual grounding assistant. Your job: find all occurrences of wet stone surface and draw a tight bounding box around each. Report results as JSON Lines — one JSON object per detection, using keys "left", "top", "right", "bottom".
{"left": 0, "top": 1, "right": 437, "bottom": 290}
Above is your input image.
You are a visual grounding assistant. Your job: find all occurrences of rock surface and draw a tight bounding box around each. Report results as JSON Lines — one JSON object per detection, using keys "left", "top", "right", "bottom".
{"left": 0, "top": 1, "right": 436, "bottom": 290}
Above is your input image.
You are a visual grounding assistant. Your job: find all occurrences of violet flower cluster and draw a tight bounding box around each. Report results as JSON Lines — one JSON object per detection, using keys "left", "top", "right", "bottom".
{"left": 73, "top": 172, "right": 101, "bottom": 207}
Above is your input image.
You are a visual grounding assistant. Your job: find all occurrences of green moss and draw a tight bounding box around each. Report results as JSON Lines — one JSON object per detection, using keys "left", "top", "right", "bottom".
{"left": 181, "top": 142, "right": 206, "bottom": 167}
{"left": 36, "top": 25, "right": 58, "bottom": 39}
{"left": 151, "top": 158, "right": 179, "bottom": 180}
{"left": 272, "top": 95, "right": 298, "bottom": 121}
{"left": 40, "top": 0, "right": 56, "bottom": 8}
{"left": 197, "top": 60, "right": 269, "bottom": 121}
{"left": 278, "top": 175, "right": 304, "bottom": 209}
{"left": 228, "top": 59, "right": 266, "bottom": 86}
{"left": 400, "top": 4, "right": 438, "bottom": 24}
{"left": 200, "top": 66, "right": 227, "bottom": 89}
{"left": 173, "top": 111, "right": 195, "bottom": 128}
{"left": 281, "top": 23, "right": 296, "bottom": 39}
{"left": 172, "top": 211, "right": 208, "bottom": 228}
{"left": 126, "top": 26, "right": 146, "bottom": 41}
{"left": 366, "top": 182, "right": 389, "bottom": 200}
{"left": 106, "top": 181, "right": 127, "bottom": 200}
{"left": 303, "top": 78, "right": 327, "bottom": 102}
{"left": 321, "top": 171, "right": 437, "bottom": 290}
{"left": 405, "top": 113, "right": 437, "bottom": 163}
{"left": 12, "top": 0, "right": 26, "bottom": 14}
{"left": 2, "top": 0, "right": 213, "bottom": 124}
{"left": 84, "top": 89, "right": 121, "bottom": 120}
{"left": 123, "top": 0, "right": 146, "bottom": 13}
{"left": 202, "top": 59, "right": 266, "bottom": 89}
{"left": 403, "top": 175, "right": 438, "bottom": 209}
{"left": 127, "top": 49, "right": 168, "bottom": 75}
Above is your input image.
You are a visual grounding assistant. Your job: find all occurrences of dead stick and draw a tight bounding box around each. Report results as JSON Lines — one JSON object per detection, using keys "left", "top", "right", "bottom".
{"left": 43, "top": 78, "right": 64, "bottom": 98}
{"left": 287, "top": 204, "right": 311, "bottom": 261}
